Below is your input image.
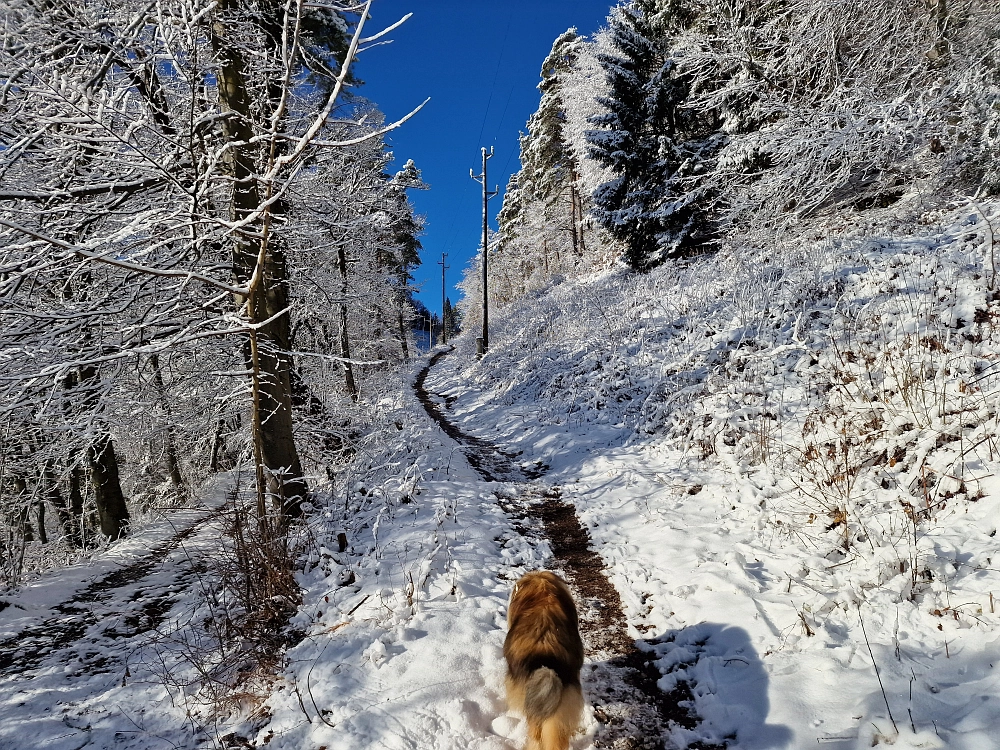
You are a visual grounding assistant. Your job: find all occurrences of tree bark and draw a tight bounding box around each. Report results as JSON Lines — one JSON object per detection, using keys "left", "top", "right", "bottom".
{"left": 212, "top": 0, "right": 307, "bottom": 518}
{"left": 11, "top": 476, "right": 32, "bottom": 543}
{"left": 572, "top": 168, "right": 587, "bottom": 256}
{"left": 396, "top": 306, "right": 410, "bottom": 362}
{"left": 337, "top": 243, "right": 359, "bottom": 401}
{"left": 35, "top": 498, "right": 47, "bottom": 545}
{"left": 68, "top": 463, "right": 86, "bottom": 546}
{"left": 568, "top": 182, "right": 580, "bottom": 257}
{"left": 149, "top": 353, "right": 184, "bottom": 493}
{"left": 43, "top": 463, "right": 76, "bottom": 546}
{"left": 76, "top": 362, "right": 131, "bottom": 539}
{"left": 87, "top": 433, "right": 130, "bottom": 539}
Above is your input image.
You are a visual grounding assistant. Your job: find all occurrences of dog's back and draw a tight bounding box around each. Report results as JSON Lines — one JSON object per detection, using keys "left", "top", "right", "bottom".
{"left": 504, "top": 571, "right": 584, "bottom": 750}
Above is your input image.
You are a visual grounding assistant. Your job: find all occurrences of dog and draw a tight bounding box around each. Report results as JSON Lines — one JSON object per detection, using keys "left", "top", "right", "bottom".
{"left": 504, "top": 571, "right": 585, "bottom": 750}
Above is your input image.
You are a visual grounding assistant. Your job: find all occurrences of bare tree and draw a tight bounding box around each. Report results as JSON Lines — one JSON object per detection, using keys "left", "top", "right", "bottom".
{"left": 0, "top": 0, "right": 425, "bottom": 559}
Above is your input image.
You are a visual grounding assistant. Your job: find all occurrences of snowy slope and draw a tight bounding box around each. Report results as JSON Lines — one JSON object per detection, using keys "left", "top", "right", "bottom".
{"left": 238, "top": 384, "right": 563, "bottom": 750}
{"left": 0, "top": 479, "right": 232, "bottom": 750}
{"left": 423, "top": 203, "right": 1000, "bottom": 749}
{"left": 7, "top": 205, "right": 1000, "bottom": 750}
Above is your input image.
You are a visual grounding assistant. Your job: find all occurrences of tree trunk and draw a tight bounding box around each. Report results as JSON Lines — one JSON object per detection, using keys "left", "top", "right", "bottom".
{"left": 68, "top": 463, "right": 86, "bottom": 546}
{"left": 397, "top": 307, "right": 410, "bottom": 362}
{"left": 337, "top": 243, "right": 358, "bottom": 401}
{"left": 210, "top": 417, "right": 225, "bottom": 473}
{"left": 87, "top": 433, "right": 130, "bottom": 539}
{"left": 76, "top": 362, "right": 130, "bottom": 539}
{"left": 43, "top": 463, "right": 77, "bottom": 546}
{"left": 149, "top": 353, "right": 184, "bottom": 493}
{"left": 568, "top": 182, "right": 580, "bottom": 257}
{"left": 212, "top": 0, "right": 307, "bottom": 518}
{"left": 573, "top": 169, "right": 587, "bottom": 256}
{"left": 35, "top": 498, "right": 47, "bottom": 545}
{"left": 11, "top": 476, "right": 32, "bottom": 543}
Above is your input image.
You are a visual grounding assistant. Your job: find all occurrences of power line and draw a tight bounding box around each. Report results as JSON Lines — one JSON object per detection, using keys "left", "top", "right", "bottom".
{"left": 493, "top": 82, "right": 517, "bottom": 144}
{"left": 474, "top": 6, "right": 514, "bottom": 149}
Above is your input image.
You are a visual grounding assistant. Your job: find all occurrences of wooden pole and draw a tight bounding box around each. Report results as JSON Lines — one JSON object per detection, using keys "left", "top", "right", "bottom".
{"left": 470, "top": 147, "right": 498, "bottom": 355}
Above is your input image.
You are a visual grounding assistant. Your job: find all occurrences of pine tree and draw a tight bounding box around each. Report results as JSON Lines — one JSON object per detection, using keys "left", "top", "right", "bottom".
{"left": 495, "top": 28, "right": 591, "bottom": 298}
{"left": 521, "top": 30, "right": 580, "bottom": 208}
{"left": 442, "top": 297, "right": 460, "bottom": 339}
{"left": 587, "top": 0, "right": 716, "bottom": 271}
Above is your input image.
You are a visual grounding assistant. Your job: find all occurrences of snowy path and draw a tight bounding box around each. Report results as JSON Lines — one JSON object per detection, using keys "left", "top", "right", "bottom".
{"left": 415, "top": 349, "right": 720, "bottom": 750}
{"left": 0, "top": 500, "right": 229, "bottom": 750}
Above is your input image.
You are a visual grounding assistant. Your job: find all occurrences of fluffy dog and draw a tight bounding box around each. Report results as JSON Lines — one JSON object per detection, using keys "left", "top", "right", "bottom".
{"left": 504, "top": 571, "right": 585, "bottom": 750}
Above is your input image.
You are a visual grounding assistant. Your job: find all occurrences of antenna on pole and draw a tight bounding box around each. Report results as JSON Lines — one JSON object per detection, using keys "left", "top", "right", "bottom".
{"left": 470, "top": 146, "right": 498, "bottom": 357}
{"left": 438, "top": 252, "right": 450, "bottom": 344}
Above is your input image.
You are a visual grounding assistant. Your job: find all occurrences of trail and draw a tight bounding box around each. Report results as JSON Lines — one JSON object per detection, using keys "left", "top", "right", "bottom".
{"left": 0, "top": 509, "right": 216, "bottom": 677}
{"left": 0, "top": 503, "right": 227, "bottom": 750}
{"left": 415, "top": 349, "right": 724, "bottom": 750}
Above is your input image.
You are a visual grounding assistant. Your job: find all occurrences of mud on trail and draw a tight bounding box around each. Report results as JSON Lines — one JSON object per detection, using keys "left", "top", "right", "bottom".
{"left": 415, "top": 350, "right": 726, "bottom": 750}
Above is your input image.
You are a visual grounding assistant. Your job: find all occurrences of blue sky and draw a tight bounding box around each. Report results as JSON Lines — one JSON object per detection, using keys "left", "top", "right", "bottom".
{"left": 352, "top": 0, "right": 615, "bottom": 316}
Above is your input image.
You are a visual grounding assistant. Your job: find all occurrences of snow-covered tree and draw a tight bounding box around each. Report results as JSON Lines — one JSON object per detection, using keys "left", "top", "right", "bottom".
{"left": 519, "top": 29, "right": 587, "bottom": 257}
{"left": 587, "top": 0, "right": 718, "bottom": 271}
{"left": 492, "top": 29, "right": 612, "bottom": 303}
{"left": 0, "top": 0, "right": 425, "bottom": 566}
{"left": 682, "top": 0, "right": 1000, "bottom": 232}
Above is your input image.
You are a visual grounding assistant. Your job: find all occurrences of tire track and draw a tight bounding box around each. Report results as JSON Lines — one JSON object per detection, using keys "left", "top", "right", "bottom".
{"left": 415, "top": 350, "right": 726, "bottom": 750}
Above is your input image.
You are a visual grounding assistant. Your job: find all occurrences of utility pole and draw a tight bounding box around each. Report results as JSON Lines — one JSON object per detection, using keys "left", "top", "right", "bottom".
{"left": 438, "top": 252, "right": 450, "bottom": 344}
{"left": 470, "top": 147, "right": 498, "bottom": 356}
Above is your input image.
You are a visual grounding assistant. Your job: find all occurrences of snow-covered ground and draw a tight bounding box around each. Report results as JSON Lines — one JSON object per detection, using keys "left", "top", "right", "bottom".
{"left": 417, "top": 204, "right": 1000, "bottom": 750}
{"left": 0, "top": 480, "right": 234, "bottom": 750}
{"left": 253, "top": 203, "right": 1000, "bottom": 750}
{"left": 6, "top": 205, "right": 1000, "bottom": 750}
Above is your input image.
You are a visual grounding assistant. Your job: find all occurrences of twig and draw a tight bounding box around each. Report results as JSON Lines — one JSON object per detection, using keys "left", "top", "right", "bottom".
{"left": 305, "top": 643, "right": 339, "bottom": 728}
{"left": 798, "top": 610, "right": 815, "bottom": 636}
{"left": 859, "top": 603, "right": 898, "bottom": 734}
{"left": 292, "top": 678, "right": 312, "bottom": 723}
{"left": 347, "top": 593, "right": 369, "bottom": 616}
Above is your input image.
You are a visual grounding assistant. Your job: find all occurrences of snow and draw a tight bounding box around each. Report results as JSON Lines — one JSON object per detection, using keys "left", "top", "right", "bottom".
{"left": 255, "top": 407, "right": 559, "bottom": 750}
{"left": 411, "top": 204, "right": 1000, "bottom": 749}
{"left": 5, "top": 206, "right": 1000, "bottom": 749}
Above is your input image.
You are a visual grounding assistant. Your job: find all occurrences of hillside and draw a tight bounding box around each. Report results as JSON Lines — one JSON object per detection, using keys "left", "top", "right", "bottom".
{"left": 3, "top": 205, "right": 1000, "bottom": 750}
{"left": 251, "top": 201, "right": 1000, "bottom": 749}
{"left": 3, "top": 1, "right": 1000, "bottom": 749}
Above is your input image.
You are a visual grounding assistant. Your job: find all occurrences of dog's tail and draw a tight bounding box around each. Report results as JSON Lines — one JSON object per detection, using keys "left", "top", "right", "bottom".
{"left": 523, "top": 667, "right": 563, "bottom": 722}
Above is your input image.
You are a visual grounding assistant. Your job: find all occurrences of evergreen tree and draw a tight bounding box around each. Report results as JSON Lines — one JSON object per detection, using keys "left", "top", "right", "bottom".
{"left": 521, "top": 30, "right": 581, "bottom": 208}
{"left": 443, "top": 297, "right": 461, "bottom": 339}
{"left": 587, "top": 0, "right": 716, "bottom": 271}
{"left": 388, "top": 159, "right": 427, "bottom": 361}
{"left": 494, "top": 28, "right": 592, "bottom": 300}
{"left": 496, "top": 172, "right": 525, "bottom": 251}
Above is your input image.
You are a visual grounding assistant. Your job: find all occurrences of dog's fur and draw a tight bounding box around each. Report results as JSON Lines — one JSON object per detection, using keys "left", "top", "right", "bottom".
{"left": 504, "top": 571, "right": 584, "bottom": 750}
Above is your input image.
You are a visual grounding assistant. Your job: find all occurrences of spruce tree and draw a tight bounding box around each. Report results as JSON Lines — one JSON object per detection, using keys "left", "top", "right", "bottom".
{"left": 587, "top": 0, "right": 715, "bottom": 271}
{"left": 521, "top": 29, "right": 581, "bottom": 208}
{"left": 443, "top": 297, "right": 460, "bottom": 339}
{"left": 496, "top": 28, "right": 587, "bottom": 284}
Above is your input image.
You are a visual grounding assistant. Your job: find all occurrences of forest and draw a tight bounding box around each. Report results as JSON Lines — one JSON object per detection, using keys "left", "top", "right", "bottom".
{"left": 2, "top": 1, "right": 1000, "bottom": 749}
{"left": 0, "top": 0, "right": 428, "bottom": 571}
